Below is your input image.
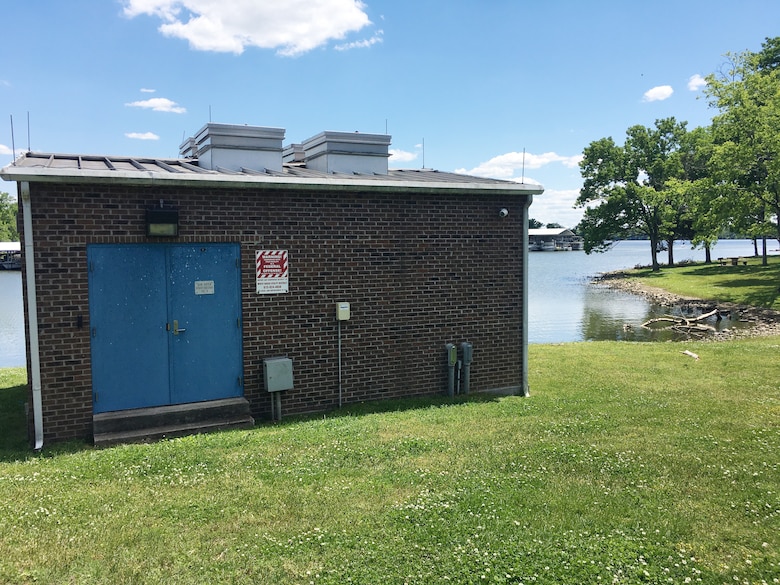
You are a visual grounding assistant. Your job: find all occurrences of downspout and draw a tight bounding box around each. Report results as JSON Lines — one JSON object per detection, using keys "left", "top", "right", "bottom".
{"left": 20, "top": 181, "right": 44, "bottom": 450}
{"left": 520, "top": 195, "right": 533, "bottom": 397}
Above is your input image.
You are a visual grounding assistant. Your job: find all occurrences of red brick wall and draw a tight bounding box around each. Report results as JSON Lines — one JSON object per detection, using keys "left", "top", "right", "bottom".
{"left": 19, "top": 181, "right": 527, "bottom": 442}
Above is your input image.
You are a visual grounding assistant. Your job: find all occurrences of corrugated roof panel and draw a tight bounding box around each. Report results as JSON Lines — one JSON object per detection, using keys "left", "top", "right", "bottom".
{"left": 1, "top": 151, "right": 544, "bottom": 196}
{"left": 80, "top": 158, "right": 112, "bottom": 171}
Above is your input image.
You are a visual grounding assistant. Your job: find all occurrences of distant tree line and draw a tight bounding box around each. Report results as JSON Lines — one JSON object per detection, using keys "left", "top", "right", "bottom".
{"left": 0, "top": 192, "right": 19, "bottom": 241}
{"left": 528, "top": 218, "right": 563, "bottom": 230}
{"left": 575, "top": 37, "right": 780, "bottom": 270}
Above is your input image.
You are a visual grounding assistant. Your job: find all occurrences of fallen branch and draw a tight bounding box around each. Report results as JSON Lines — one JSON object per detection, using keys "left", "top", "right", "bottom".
{"left": 689, "top": 309, "right": 719, "bottom": 322}
{"left": 681, "top": 350, "right": 700, "bottom": 360}
{"left": 642, "top": 309, "right": 721, "bottom": 331}
{"left": 642, "top": 316, "right": 685, "bottom": 328}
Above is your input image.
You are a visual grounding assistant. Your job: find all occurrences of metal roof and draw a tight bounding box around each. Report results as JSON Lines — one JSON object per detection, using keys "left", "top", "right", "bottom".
{"left": 529, "top": 228, "right": 575, "bottom": 237}
{"left": 1, "top": 152, "right": 544, "bottom": 196}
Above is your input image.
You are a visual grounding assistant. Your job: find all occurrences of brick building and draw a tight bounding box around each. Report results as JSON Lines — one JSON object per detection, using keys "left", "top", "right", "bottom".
{"left": 1, "top": 123, "right": 543, "bottom": 447}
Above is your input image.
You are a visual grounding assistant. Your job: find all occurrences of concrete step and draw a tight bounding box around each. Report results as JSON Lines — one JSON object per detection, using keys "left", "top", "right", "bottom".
{"left": 93, "top": 398, "right": 254, "bottom": 447}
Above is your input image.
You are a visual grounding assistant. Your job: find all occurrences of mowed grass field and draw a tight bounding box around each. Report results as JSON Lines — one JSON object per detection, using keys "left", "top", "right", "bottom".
{"left": 631, "top": 254, "right": 780, "bottom": 310}
{"left": 1, "top": 332, "right": 778, "bottom": 584}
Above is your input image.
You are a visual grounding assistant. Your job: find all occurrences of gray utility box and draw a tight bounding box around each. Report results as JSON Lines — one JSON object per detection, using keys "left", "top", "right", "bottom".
{"left": 264, "top": 357, "right": 294, "bottom": 392}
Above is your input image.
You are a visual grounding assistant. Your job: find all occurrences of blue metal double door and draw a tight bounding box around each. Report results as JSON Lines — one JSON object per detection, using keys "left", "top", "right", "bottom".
{"left": 88, "top": 243, "right": 244, "bottom": 414}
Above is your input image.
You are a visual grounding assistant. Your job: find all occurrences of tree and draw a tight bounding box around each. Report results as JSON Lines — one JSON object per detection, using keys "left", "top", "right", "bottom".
{"left": 576, "top": 118, "right": 689, "bottom": 271}
{"left": 545, "top": 222, "right": 563, "bottom": 229}
{"left": 665, "top": 126, "right": 727, "bottom": 264}
{"left": 705, "top": 37, "right": 780, "bottom": 264}
{"left": 0, "top": 192, "right": 19, "bottom": 242}
{"left": 528, "top": 218, "right": 543, "bottom": 229}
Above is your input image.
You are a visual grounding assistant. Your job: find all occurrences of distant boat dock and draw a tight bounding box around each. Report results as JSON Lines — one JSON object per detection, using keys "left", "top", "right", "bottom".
{"left": 0, "top": 242, "right": 22, "bottom": 270}
{"left": 529, "top": 228, "right": 583, "bottom": 251}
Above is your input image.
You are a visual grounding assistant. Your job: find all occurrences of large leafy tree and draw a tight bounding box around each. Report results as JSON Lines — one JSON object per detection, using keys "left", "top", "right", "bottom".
{"left": 0, "top": 192, "right": 19, "bottom": 242}
{"left": 576, "top": 118, "right": 688, "bottom": 271}
{"left": 665, "top": 126, "right": 727, "bottom": 263}
{"left": 705, "top": 37, "right": 780, "bottom": 263}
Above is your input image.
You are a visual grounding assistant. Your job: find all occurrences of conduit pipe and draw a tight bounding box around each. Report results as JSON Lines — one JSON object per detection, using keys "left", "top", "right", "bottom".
{"left": 338, "top": 320, "right": 343, "bottom": 407}
{"left": 445, "top": 343, "right": 456, "bottom": 397}
{"left": 460, "top": 342, "right": 472, "bottom": 395}
{"left": 21, "top": 181, "right": 44, "bottom": 450}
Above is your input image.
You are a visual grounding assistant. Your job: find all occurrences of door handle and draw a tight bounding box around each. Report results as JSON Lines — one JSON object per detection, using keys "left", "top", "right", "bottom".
{"left": 173, "top": 320, "right": 186, "bottom": 335}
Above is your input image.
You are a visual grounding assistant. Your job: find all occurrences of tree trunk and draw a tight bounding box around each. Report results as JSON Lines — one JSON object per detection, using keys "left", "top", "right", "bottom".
{"left": 704, "top": 244, "right": 712, "bottom": 263}
{"left": 762, "top": 236, "right": 768, "bottom": 266}
{"left": 650, "top": 237, "right": 660, "bottom": 271}
{"left": 666, "top": 238, "right": 675, "bottom": 267}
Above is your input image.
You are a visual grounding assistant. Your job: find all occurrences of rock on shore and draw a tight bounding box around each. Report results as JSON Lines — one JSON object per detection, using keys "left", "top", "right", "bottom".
{"left": 593, "top": 271, "right": 780, "bottom": 341}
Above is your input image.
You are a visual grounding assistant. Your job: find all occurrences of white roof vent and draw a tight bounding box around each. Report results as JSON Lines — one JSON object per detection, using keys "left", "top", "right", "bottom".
{"left": 181, "top": 123, "right": 285, "bottom": 172}
{"left": 301, "top": 131, "right": 391, "bottom": 175}
{"left": 282, "top": 143, "right": 305, "bottom": 165}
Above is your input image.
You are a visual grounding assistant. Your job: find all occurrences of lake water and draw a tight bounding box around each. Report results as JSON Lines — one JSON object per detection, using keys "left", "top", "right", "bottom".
{"left": 0, "top": 271, "right": 25, "bottom": 368}
{"left": 528, "top": 238, "right": 768, "bottom": 344}
{"left": 0, "top": 239, "right": 770, "bottom": 367}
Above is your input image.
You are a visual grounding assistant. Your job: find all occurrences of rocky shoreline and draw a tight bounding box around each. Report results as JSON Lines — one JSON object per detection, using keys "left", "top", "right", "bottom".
{"left": 593, "top": 271, "right": 780, "bottom": 341}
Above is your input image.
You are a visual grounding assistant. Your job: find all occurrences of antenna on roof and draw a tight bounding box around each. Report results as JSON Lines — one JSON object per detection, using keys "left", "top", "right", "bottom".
{"left": 9, "top": 115, "right": 16, "bottom": 163}
{"left": 27, "top": 111, "right": 31, "bottom": 152}
{"left": 209, "top": 105, "right": 212, "bottom": 122}
{"left": 521, "top": 148, "right": 526, "bottom": 184}
{"left": 422, "top": 138, "right": 425, "bottom": 169}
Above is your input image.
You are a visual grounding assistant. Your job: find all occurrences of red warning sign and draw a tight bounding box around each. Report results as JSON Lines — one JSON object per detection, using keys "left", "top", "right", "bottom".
{"left": 255, "top": 250, "right": 289, "bottom": 294}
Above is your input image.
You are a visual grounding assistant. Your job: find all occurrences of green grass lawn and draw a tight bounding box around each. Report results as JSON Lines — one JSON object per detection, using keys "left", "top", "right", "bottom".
{"left": 1, "top": 335, "right": 778, "bottom": 584}
{"left": 630, "top": 255, "right": 780, "bottom": 310}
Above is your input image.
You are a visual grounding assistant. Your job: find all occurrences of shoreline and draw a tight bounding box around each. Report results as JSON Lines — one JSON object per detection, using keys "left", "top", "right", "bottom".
{"left": 593, "top": 270, "right": 780, "bottom": 340}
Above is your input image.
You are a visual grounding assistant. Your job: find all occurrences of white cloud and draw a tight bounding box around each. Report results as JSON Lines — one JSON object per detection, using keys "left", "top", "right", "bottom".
{"left": 389, "top": 148, "right": 418, "bottom": 164}
{"left": 0, "top": 144, "right": 14, "bottom": 155}
{"left": 528, "top": 188, "right": 584, "bottom": 229}
{"left": 123, "top": 0, "right": 373, "bottom": 56}
{"left": 687, "top": 74, "right": 707, "bottom": 91}
{"left": 125, "top": 97, "right": 187, "bottom": 113}
{"left": 140, "top": 88, "right": 157, "bottom": 93}
{"left": 642, "top": 85, "right": 674, "bottom": 102}
{"left": 335, "top": 30, "right": 383, "bottom": 51}
{"left": 125, "top": 132, "right": 160, "bottom": 140}
{"left": 455, "top": 151, "right": 583, "bottom": 180}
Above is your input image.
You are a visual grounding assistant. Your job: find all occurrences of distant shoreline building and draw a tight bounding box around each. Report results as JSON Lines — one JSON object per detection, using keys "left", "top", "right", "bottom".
{"left": 528, "top": 228, "right": 583, "bottom": 251}
{"left": 1, "top": 122, "right": 543, "bottom": 447}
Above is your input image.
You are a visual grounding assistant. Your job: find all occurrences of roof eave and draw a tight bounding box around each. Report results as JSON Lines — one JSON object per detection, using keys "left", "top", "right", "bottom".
{"left": 0, "top": 166, "right": 544, "bottom": 196}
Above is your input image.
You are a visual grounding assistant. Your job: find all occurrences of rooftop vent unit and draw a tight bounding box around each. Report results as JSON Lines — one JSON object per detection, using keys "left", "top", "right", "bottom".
{"left": 301, "top": 131, "right": 391, "bottom": 175}
{"left": 180, "top": 123, "right": 285, "bottom": 172}
{"left": 282, "top": 143, "right": 306, "bottom": 165}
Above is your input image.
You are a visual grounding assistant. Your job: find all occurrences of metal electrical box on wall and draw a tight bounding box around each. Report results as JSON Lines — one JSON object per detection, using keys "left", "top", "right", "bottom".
{"left": 336, "top": 302, "right": 350, "bottom": 321}
{"left": 263, "top": 357, "right": 294, "bottom": 392}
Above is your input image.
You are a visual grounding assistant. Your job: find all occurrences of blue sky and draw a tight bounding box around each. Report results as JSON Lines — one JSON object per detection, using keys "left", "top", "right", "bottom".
{"left": 1, "top": 0, "right": 779, "bottom": 228}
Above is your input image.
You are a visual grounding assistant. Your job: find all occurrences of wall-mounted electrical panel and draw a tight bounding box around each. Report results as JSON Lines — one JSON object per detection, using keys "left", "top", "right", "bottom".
{"left": 336, "top": 302, "right": 351, "bottom": 321}
{"left": 263, "top": 357, "right": 294, "bottom": 393}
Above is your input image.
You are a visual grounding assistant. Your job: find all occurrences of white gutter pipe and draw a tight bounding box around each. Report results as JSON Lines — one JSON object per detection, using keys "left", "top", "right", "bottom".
{"left": 20, "top": 181, "right": 44, "bottom": 450}
{"left": 521, "top": 196, "right": 533, "bottom": 397}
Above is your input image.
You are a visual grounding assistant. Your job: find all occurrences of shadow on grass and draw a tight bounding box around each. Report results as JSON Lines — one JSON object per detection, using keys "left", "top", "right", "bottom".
{"left": 0, "top": 373, "right": 505, "bottom": 461}
{"left": 275, "top": 391, "right": 505, "bottom": 426}
{"left": 0, "top": 380, "right": 33, "bottom": 462}
{"left": 633, "top": 260, "right": 780, "bottom": 308}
